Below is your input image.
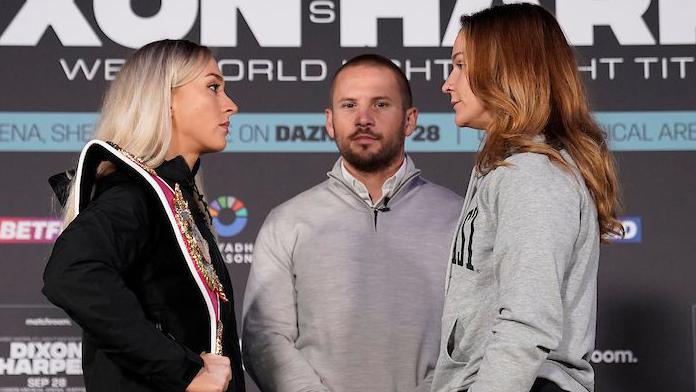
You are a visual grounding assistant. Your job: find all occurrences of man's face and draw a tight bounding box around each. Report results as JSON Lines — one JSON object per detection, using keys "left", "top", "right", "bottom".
{"left": 325, "top": 65, "right": 417, "bottom": 173}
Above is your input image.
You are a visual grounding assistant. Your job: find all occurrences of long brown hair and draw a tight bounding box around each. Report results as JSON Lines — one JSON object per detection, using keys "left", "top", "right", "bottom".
{"left": 460, "top": 3, "right": 623, "bottom": 239}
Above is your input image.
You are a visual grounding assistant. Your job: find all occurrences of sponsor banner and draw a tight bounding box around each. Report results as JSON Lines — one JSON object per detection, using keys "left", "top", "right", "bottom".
{"left": 0, "top": 218, "right": 62, "bottom": 244}
{"left": 1, "top": 112, "right": 695, "bottom": 152}
{"left": 0, "top": 1, "right": 695, "bottom": 112}
{"left": 0, "top": 306, "right": 83, "bottom": 392}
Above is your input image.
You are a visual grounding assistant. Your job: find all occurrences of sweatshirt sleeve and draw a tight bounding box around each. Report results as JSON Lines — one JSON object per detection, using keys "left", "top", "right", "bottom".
{"left": 42, "top": 184, "right": 202, "bottom": 391}
{"left": 242, "top": 209, "right": 330, "bottom": 392}
{"left": 416, "top": 369, "right": 435, "bottom": 392}
{"left": 470, "top": 161, "right": 581, "bottom": 392}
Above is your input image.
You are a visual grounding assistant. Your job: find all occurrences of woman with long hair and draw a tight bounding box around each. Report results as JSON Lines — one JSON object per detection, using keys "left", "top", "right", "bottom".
{"left": 432, "top": 4, "right": 623, "bottom": 392}
{"left": 43, "top": 39, "right": 244, "bottom": 392}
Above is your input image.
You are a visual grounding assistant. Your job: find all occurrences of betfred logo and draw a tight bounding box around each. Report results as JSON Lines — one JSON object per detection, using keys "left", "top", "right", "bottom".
{"left": 0, "top": 218, "right": 62, "bottom": 244}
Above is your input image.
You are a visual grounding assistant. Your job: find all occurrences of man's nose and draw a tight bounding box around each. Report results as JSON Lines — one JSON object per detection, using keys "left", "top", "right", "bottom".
{"left": 355, "top": 106, "right": 375, "bottom": 127}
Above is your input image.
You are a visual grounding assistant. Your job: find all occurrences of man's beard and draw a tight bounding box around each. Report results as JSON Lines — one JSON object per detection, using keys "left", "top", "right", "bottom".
{"left": 334, "top": 122, "right": 405, "bottom": 173}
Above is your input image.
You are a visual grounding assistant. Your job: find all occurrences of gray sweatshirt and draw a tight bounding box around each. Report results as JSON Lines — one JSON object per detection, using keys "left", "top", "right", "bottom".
{"left": 243, "top": 157, "right": 463, "bottom": 392}
{"left": 431, "top": 152, "right": 599, "bottom": 392}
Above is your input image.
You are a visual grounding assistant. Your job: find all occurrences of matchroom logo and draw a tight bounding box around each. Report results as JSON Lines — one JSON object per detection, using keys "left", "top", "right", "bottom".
{"left": 0, "top": 218, "right": 62, "bottom": 244}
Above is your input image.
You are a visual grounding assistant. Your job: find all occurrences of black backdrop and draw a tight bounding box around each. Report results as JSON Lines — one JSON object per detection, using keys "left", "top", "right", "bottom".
{"left": 1, "top": 1, "right": 695, "bottom": 391}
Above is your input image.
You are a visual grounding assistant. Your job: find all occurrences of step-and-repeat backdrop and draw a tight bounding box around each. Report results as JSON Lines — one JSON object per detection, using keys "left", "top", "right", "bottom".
{"left": 1, "top": 1, "right": 695, "bottom": 391}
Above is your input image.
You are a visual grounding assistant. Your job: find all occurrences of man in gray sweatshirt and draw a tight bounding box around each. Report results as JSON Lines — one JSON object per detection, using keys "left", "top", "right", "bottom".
{"left": 242, "top": 55, "right": 463, "bottom": 392}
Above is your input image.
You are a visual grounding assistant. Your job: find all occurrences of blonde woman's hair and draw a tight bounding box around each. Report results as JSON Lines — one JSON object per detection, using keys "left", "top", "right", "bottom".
{"left": 460, "top": 4, "right": 624, "bottom": 240}
{"left": 63, "top": 39, "right": 212, "bottom": 224}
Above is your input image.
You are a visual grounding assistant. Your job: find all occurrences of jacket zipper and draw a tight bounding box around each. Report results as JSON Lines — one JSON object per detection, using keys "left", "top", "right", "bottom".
{"left": 328, "top": 170, "right": 421, "bottom": 231}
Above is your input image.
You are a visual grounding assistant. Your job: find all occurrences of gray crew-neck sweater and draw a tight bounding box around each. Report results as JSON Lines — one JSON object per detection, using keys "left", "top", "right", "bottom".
{"left": 243, "top": 157, "right": 463, "bottom": 392}
{"left": 431, "top": 152, "right": 600, "bottom": 392}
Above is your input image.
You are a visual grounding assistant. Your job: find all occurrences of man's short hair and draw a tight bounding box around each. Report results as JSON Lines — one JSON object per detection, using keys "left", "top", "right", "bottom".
{"left": 328, "top": 54, "right": 413, "bottom": 110}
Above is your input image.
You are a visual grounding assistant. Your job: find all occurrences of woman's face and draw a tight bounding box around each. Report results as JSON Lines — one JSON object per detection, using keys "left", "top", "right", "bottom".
{"left": 442, "top": 33, "right": 492, "bottom": 130}
{"left": 171, "top": 57, "right": 238, "bottom": 157}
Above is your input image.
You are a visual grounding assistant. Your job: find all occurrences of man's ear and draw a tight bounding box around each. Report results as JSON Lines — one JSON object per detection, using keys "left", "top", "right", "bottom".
{"left": 325, "top": 108, "right": 335, "bottom": 139}
{"left": 403, "top": 107, "right": 418, "bottom": 137}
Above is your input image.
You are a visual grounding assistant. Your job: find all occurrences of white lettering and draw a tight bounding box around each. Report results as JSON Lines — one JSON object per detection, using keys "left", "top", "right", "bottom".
{"left": 442, "top": 0, "right": 539, "bottom": 46}
{"left": 248, "top": 59, "right": 274, "bottom": 81}
{"left": 659, "top": 0, "right": 696, "bottom": 44}
{"left": 59, "top": 59, "right": 102, "bottom": 81}
{"left": 220, "top": 59, "right": 245, "bottom": 82}
{"left": 0, "top": 359, "right": 13, "bottom": 374}
{"left": 104, "top": 59, "right": 126, "bottom": 81}
{"left": 277, "top": 60, "right": 298, "bottom": 81}
{"left": 301, "top": 59, "right": 327, "bottom": 81}
{"left": 0, "top": 219, "right": 63, "bottom": 241}
{"left": 557, "top": 0, "right": 654, "bottom": 46}
{"left": 33, "top": 359, "right": 49, "bottom": 375}
{"left": 93, "top": 0, "right": 197, "bottom": 48}
{"left": 0, "top": 342, "right": 83, "bottom": 375}
{"left": 14, "top": 359, "right": 31, "bottom": 375}
{"left": 434, "top": 59, "right": 452, "bottom": 80}
{"left": 32, "top": 220, "right": 48, "bottom": 240}
{"left": 635, "top": 57, "right": 659, "bottom": 79}
{"left": 340, "top": 0, "right": 440, "bottom": 47}
{"left": 10, "top": 343, "right": 27, "bottom": 359}
{"left": 309, "top": 0, "right": 336, "bottom": 24}
{"left": 16, "top": 222, "right": 31, "bottom": 240}
{"left": 201, "top": 0, "right": 301, "bottom": 47}
{"left": 66, "top": 358, "right": 82, "bottom": 374}
{"left": 591, "top": 349, "right": 638, "bottom": 364}
{"left": 35, "top": 342, "right": 51, "bottom": 359}
{"left": 578, "top": 58, "right": 598, "bottom": 80}
{"left": 0, "top": 0, "right": 692, "bottom": 49}
{"left": 0, "top": 221, "right": 12, "bottom": 240}
{"left": 404, "top": 60, "right": 432, "bottom": 81}
{"left": 671, "top": 57, "right": 695, "bottom": 79}
{"left": 46, "top": 221, "right": 63, "bottom": 241}
{"left": 0, "top": 0, "right": 101, "bottom": 46}
{"left": 599, "top": 57, "right": 624, "bottom": 80}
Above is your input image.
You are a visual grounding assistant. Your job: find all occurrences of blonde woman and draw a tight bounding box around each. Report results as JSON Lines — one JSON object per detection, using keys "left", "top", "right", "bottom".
{"left": 433, "top": 4, "right": 623, "bottom": 392}
{"left": 43, "top": 40, "right": 244, "bottom": 392}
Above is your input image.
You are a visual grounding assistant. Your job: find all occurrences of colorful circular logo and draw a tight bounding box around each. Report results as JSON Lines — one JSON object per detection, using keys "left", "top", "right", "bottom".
{"left": 208, "top": 196, "right": 248, "bottom": 237}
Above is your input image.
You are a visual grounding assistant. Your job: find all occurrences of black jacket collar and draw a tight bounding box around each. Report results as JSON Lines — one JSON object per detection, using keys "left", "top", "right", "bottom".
{"left": 155, "top": 156, "right": 200, "bottom": 187}
{"left": 48, "top": 156, "right": 201, "bottom": 208}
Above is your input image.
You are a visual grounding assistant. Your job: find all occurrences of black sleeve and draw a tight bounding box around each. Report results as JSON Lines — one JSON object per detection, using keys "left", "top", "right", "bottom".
{"left": 43, "top": 182, "right": 203, "bottom": 391}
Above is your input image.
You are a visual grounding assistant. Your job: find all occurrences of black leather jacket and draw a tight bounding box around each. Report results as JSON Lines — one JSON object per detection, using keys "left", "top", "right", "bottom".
{"left": 43, "top": 154, "right": 245, "bottom": 392}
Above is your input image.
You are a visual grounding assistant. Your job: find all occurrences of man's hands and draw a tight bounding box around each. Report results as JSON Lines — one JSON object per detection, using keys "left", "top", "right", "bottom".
{"left": 186, "top": 353, "right": 232, "bottom": 392}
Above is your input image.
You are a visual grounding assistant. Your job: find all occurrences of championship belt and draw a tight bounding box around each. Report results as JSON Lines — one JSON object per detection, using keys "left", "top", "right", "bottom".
{"left": 73, "top": 140, "right": 227, "bottom": 355}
